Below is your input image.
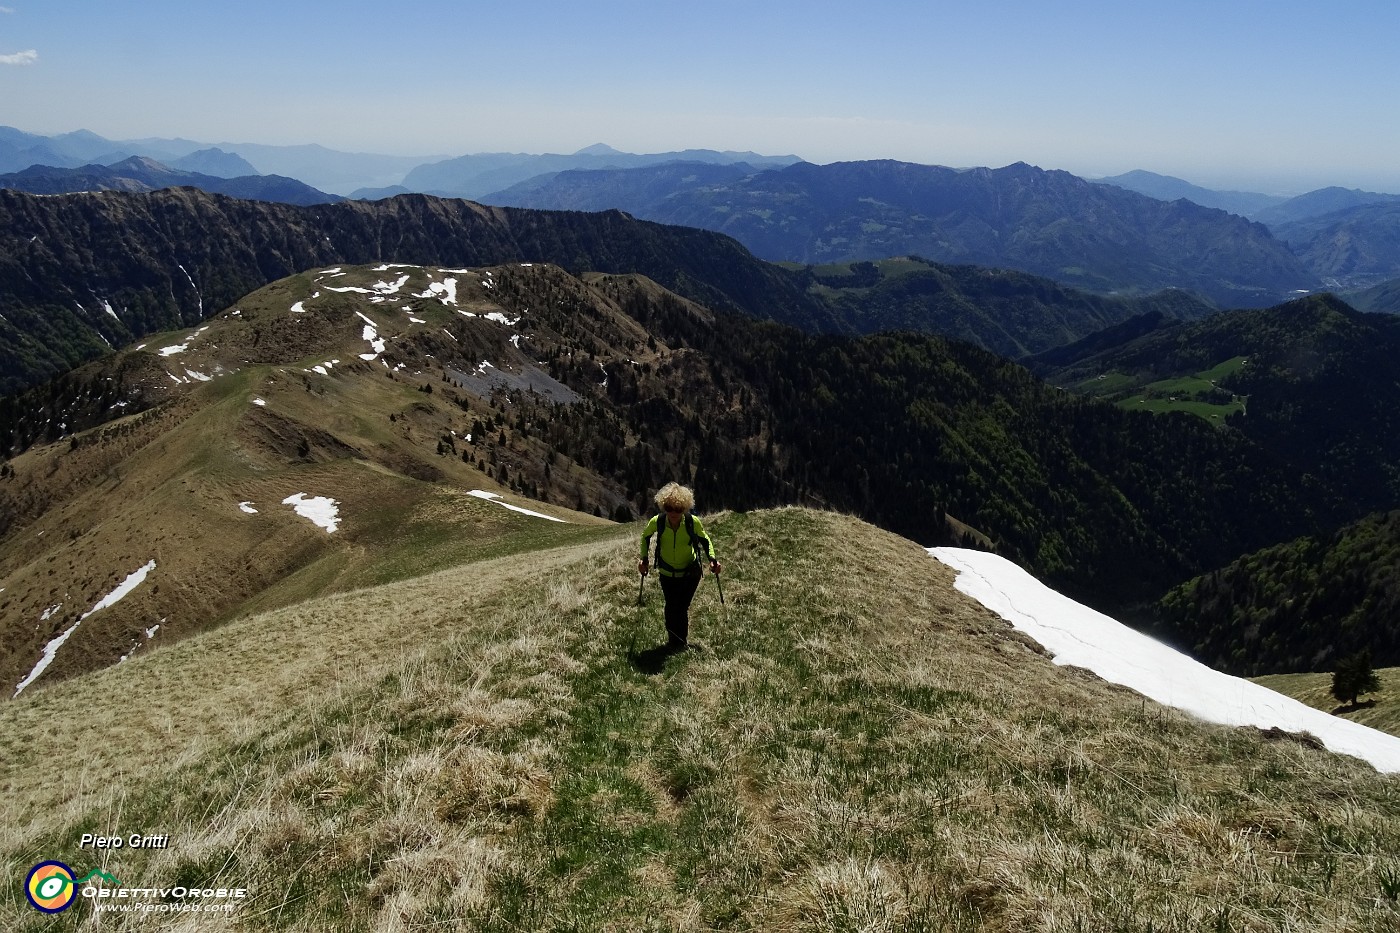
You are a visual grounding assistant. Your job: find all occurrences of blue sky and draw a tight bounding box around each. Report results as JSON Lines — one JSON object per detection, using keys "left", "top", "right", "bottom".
{"left": 3, "top": 0, "right": 1399, "bottom": 193}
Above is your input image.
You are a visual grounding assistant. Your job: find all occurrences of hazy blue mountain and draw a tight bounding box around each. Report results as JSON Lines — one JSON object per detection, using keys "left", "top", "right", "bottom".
{"left": 1093, "top": 170, "right": 1287, "bottom": 217}
{"left": 1272, "top": 202, "right": 1400, "bottom": 288}
{"left": 0, "top": 128, "right": 441, "bottom": 196}
{"left": 210, "top": 142, "right": 437, "bottom": 196}
{"left": 169, "top": 147, "right": 260, "bottom": 178}
{"left": 403, "top": 144, "right": 802, "bottom": 199}
{"left": 0, "top": 126, "right": 82, "bottom": 172}
{"left": 43, "top": 129, "right": 121, "bottom": 163}
{"left": 1253, "top": 186, "right": 1400, "bottom": 228}
{"left": 485, "top": 161, "right": 757, "bottom": 210}
{"left": 0, "top": 156, "right": 342, "bottom": 205}
{"left": 1343, "top": 277, "right": 1400, "bottom": 314}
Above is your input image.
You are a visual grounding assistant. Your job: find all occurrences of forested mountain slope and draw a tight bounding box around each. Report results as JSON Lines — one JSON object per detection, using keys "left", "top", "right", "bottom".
{"left": 1160, "top": 510, "right": 1400, "bottom": 675}
{"left": 1031, "top": 294, "right": 1400, "bottom": 514}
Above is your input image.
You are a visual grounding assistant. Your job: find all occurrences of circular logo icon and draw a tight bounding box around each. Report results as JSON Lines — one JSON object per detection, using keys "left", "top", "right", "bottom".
{"left": 26, "top": 861, "right": 78, "bottom": 913}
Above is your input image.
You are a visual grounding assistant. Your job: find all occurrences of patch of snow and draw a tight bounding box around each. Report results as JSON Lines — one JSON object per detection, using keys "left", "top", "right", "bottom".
{"left": 417, "top": 279, "right": 459, "bottom": 306}
{"left": 485, "top": 312, "right": 520, "bottom": 326}
{"left": 325, "top": 285, "right": 373, "bottom": 294}
{"left": 931, "top": 547, "right": 1400, "bottom": 774}
{"left": 239, "top": 501, "right": 258, "bottom": 514}
{"left": 358, "top": 316, "right": 387, "bottom": 360}
{"left": 102, "top": 299, "right": 119, "bottom": 321}
{"left": 15, "top": 560, "right": 157, "bottom": 697}
{"left": 252, "top": 397, "right": 267, "bottom": 407}
{"left": 283, "top": 493, "right": 341, "bottom": 533}
{"left": 442, "top": 329, "right": 458, "bottom": 341}
{"left": 159, "top": 343, "right": 189, "bottom": 356}
{"left": 185, "top": 369, "right": 212, "bottom": 382}
{"left": 374, "top": 274, "right": 411, "bottom": 295}
{"left": 468, "top": 489, "right": 567, "bottom": 523}
{"left": 41, "top": 603, "right": 63, "bottom": 621}
{"left": 291, "top": 301, "right": 307, "bottom": 314}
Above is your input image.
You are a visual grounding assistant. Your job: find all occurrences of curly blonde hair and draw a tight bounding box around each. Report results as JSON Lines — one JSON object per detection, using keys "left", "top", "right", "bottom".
{"left": 654, "top": 482, "right": 695, "bottom": 514}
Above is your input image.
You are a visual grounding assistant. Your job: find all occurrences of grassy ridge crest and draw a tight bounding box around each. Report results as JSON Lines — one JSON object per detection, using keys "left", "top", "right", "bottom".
{"left": 2, "top": 509, "right": 1399, "bottom": 931}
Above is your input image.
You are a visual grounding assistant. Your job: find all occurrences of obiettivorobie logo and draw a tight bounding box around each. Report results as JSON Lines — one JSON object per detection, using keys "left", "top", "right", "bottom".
{"left": 25, "top": 862, "right": 120, "bottom": 913}
{"left": 24, "top": 859, "right": 248, "bottom": 916}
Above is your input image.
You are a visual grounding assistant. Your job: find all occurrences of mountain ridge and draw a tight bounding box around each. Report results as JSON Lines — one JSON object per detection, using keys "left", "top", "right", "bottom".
{"left": 0, "top": 187, "right": 828, "bottom": 397}
{"left": 485, "top": 158, "right": 1319, "bottom": 307}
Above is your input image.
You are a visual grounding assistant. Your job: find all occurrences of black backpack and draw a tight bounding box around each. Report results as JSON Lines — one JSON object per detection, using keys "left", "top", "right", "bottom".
{"left": 651, "top": 511, "right": 711, "bottom": 573}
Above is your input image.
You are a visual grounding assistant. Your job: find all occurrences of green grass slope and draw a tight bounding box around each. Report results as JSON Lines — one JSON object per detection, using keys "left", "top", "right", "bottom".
{"left": 3, "top": 509, "right": 1398, "bottom": 931}
{"left": 1254, "top": 668, "right": 1400, "bottom": 739}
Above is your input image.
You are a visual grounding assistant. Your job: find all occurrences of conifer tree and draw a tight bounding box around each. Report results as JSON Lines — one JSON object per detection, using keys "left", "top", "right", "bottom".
{"left": 1332, "top": 650, "right": 1382, "bottom": 707}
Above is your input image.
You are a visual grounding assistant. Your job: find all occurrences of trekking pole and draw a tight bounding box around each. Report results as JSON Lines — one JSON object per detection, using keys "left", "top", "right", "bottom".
{"left": 638, "top": 570, "right": 646, "bottom": 606}
{"left": 713, "top": 566, "right": 725, "bottom": 606}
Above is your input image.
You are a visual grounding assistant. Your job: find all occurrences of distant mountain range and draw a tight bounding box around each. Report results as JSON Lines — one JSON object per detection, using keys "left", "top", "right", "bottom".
{"left": 391, "top": 142, "right": 802, "bottom": 201}
{"left": 0, "top": 126, "right": 434, "bottom": 195}
{"left": 1100, "top": 171, "right": 1400, "bottom": 293}
{"left": 486, "top": 159, "right": 1317, "bottom": 307}
{"left": 0, "top": 156, "right": 341, "bottom": 205}
{"left": 1093, "top": 170, "right": 1290, "bottom": 217}
{"left": 6, "top": 127, "right": 1400, "bottom": 306}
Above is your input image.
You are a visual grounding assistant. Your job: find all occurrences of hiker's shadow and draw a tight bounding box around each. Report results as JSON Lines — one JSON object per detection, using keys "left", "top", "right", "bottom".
{"left": 628, "top": 642, "right": 682, "bottom": 676}
{"left": 1332, "top": 699, "right": 1378, "bottom": 715}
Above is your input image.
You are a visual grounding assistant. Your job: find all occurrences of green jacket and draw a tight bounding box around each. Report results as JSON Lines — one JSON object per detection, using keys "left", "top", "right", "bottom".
{"left": 640, "top": 513, "right": 716, "bottom": 577}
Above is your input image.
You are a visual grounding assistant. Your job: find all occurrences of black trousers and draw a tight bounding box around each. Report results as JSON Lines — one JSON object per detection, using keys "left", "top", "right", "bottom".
{"left": 659, "top": 566, "right": 702, "bottom": 646}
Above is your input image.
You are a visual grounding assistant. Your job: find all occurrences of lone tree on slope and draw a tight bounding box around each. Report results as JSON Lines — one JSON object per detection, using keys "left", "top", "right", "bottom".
{"left": 1331, "top": 649, "right": 1382, "bottom": 708}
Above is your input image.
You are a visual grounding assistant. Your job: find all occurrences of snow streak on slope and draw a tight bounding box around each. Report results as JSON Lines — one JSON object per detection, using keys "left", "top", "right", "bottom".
{"left": 468, "top": 490, "right": 567, "bottom": 523}
{"left": 13, "top": 560, "right": 157, "bottom": 697}
{"left": 931, "top": 548, "right": 1400, "bottom": 774}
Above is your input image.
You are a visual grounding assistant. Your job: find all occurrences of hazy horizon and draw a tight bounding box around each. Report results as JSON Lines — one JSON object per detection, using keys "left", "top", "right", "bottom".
{"left": 4, "top": 1, "right": 1400, "bottom": 196}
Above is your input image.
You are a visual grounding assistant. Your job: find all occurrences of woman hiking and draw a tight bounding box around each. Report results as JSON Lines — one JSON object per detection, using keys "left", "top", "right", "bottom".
{"left": 638, "top": 482, "right": 721, "bottom": 651}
